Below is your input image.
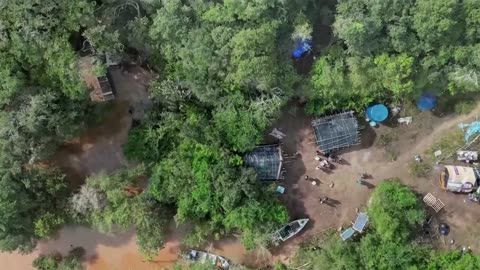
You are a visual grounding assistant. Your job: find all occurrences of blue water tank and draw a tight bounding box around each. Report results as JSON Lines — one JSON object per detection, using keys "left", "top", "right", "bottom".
{"left": 366, "top": 104, "right": 389, "bottom": 123}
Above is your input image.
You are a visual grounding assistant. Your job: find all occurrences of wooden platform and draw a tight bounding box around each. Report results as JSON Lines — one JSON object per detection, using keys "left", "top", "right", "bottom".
{"left": 423, "top": 193, "right": 445, "bottom": 212}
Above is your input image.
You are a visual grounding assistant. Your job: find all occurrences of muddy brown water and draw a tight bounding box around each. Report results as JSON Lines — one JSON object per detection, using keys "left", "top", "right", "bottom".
{"left": 0, "top": 225, "right": 250, "bottom": 270}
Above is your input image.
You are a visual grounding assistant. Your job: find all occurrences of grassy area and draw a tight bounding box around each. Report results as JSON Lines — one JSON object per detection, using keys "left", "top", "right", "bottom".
{"left": 409, "top": 161, "right": 431, "bottom": 177}
{"left": 385, "top": 148, "right": 398, "bottom": 162}
{"left": 399, "top": 100, "right": 421, "bottom": 118}
{"left": 454, "top": 100, "right": 476, "bottom": 115}
{"left": 426, "top": 129, "right": 465, "bottom": 160}
{"left": 436, "top": 96, "right": 479, "bottom": 116}
{"left": 376, "top": 134, "right": 394, "bottom": 147}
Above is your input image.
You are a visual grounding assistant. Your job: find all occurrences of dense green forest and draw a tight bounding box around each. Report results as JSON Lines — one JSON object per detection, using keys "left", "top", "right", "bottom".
{"left": 307, "top": 0, "right": 480, "bottom": 113}
{"left": 1, "top": 0, "right": 480, "bottom": 269}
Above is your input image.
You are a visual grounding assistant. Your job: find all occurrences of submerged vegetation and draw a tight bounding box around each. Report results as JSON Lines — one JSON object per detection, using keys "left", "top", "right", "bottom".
{"left": 32, "top": 247, "right": 85, "bottom": 270}
{"left": 0, "top": 0, "right": 478, "bottom": 269}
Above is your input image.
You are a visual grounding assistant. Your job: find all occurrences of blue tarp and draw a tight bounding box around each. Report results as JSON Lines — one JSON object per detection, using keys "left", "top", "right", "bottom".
{"left": 292, "top": 40, "right": 312, "bottom": 58}
{"left": 459, "top": 121, "right": 480, "bottom": 142}
{"left": 416, "top": 93, "right": 437, "bottom": 110}
{"left": 366, "top": 104, "right": 389, "bottom": 123}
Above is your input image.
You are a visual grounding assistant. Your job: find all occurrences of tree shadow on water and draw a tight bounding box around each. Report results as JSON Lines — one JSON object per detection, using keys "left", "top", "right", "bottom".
{"left": 37, "top": 226, "right": 136, "bottom": 260}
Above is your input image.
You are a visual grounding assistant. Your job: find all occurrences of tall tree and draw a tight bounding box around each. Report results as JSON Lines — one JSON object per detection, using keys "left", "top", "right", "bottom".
{"left": 0, "top": 166, "right": 68, "bottom": 252}
{"left": 412, "top": 0, "right": 461, "bottom": 50}
{"left": 0, "top": 0, "right": 96, "bottom": 100}
{"left": 368, "top": 179, "right": 425, "bottom": 242}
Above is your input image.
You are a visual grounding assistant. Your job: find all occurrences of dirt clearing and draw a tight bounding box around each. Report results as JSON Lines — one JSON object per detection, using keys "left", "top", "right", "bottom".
{"left": 268, "top": 102, "right": 480, "bottom": 263}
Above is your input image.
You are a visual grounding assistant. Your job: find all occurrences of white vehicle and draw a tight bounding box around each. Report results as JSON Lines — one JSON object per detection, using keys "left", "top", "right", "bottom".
{"left": 440, "top": 165, "right": 480, "bottom": 193}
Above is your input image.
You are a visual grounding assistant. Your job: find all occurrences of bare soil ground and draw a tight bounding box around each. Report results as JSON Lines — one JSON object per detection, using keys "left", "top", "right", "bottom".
{"left": 268, "top": 102, "right": 480, "bottom": 263}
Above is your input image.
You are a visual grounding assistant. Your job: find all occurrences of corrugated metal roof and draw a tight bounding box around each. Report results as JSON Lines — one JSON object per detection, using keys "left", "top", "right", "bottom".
{"left": 244, "top": 144, "right": 283, "bottom": 180}
{"left": 312, "top": 111, "right": 360, "bottom": 152}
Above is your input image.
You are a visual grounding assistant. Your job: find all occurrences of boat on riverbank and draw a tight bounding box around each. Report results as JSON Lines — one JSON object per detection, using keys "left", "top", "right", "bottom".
{"left": 184, "top": 249, "right": 230, "bottom": 269}
{"left": 273, "top": 219, "right": 309, "bottom": 243}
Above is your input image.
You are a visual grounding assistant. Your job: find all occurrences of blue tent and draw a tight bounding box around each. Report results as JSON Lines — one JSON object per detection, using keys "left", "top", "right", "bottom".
{"left": 292, "top": 40, "right": 312, "bottom": 58}
{"left": 416, "top": 93, "right": 437, "bottom": 110}
{"left": 366, "top": 104, "right": 388, "bottom": 123}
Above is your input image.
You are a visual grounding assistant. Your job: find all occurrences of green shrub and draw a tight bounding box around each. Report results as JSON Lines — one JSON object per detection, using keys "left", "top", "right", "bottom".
{"left": 274, "top": 261, "right": 288, "bottom": 270}
{"left": 377, "top": 134, "right": 393, "bottom": 147}
{"left": 34, "top": 212, "right": 65, "bottom": 238}
{"left": 427, "top": 129, "right": 464, "bottom": 159}
{"left": 409, "top": 162, "right": 431, "bottom": 177}
{"left": 32, "top": 248, "right": 84, "bottom": 270}
{"left": 33, "top": 254, "right": 62, "bottom": 270}
{"left": 368, "top": 179, "right": 425, "bottom": 242}
{"left": 400, "top": 100, "right": 421, "bottom": 118}
{"left": 93, "top": 62, "right": 107, "bottom": 76}
{"left": 454, "top": 100, "right": 476, "bottom": 115}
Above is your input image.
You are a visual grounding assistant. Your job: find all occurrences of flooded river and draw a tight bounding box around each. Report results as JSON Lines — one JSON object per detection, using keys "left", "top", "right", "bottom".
{"left": 0, "top": 68, "right": 256, "bottom": 269}
{"left": 0, "top": 225, "right": 251, "bottom": 270}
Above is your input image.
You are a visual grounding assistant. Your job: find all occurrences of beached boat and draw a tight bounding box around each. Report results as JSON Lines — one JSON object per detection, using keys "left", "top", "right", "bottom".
{"left": 273, "top": 218, "right": 309, "bottom": 243}
{"left": 184, "top": 249, "right": 230, "bottom": 269}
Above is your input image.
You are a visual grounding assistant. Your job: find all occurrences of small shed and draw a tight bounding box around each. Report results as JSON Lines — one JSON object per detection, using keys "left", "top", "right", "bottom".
{"left": 312, "top": 111, "right": 360, "bottom": 152}
{"left": 244, "top": 144, "right": 284, "bottom": 181}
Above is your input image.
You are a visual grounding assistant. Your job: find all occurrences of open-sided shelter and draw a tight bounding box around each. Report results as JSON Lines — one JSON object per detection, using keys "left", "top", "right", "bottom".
{"left": 312, "top": 111, "right": 360, "bottom": 152}
{"left": 244, "top": 144, "right": 284, "bottom": 181}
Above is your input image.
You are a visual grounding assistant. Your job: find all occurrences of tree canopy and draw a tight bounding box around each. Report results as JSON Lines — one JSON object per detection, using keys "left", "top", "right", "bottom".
{"left": 368, "top": 179, "right": 425, "bottom": 242}
{"left": 69, "top": 166, "right": 169, "bottom": 258}
{"left": 123, "top": 0, "right": 306, "bottom": 249}
{"left": 0, "top": 0, "right": 96, "bottom": 101}
{"left": 307, "top": 0, "right": 480, "bottom": 114}
{"left": 0, "top": 0, "right": 98, "bottom": 252}
{"left": 2, "top": 0, "right": 480, "bottom": 267}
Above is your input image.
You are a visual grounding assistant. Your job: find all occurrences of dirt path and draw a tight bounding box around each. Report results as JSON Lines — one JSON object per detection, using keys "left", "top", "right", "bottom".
{"left": 397, "top": 103, "right": 480, "bottom": 164}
